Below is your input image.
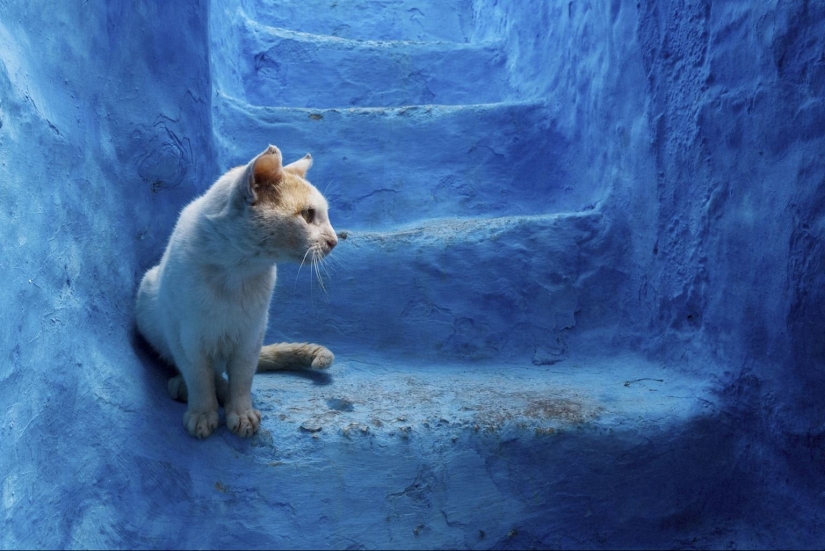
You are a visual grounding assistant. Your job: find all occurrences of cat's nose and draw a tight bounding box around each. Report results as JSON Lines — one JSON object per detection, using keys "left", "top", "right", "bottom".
{"left": 326, "top": 234, "right": 338, "bottom": 251}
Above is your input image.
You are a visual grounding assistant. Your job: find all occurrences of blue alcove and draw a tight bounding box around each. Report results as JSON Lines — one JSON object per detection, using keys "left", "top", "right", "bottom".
{"left": 1, "top": 0, "right": 824, "bottom": 548}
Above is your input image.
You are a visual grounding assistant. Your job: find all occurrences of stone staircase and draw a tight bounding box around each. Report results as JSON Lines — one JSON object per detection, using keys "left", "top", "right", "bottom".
{"left": 200, "top": 3, "right": 735, "bottom": 548}
{"left": 210, "top": 1, "right": 599, "bottom": 231}
{"left": 209, "top": 1, "right": 610, "bottom": 360}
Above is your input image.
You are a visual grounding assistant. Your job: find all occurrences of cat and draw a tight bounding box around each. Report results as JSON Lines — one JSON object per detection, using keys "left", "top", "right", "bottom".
{"left": 135, "top": 145, "right": 338, "bottom": 439}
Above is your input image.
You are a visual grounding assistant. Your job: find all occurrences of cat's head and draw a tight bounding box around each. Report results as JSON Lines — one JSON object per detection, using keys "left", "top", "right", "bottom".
{"left": 233, "top": 145, "right": 337, "bottom": 264}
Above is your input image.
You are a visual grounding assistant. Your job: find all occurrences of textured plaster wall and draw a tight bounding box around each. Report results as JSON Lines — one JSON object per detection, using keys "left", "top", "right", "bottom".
{"left": 0, "top": 1, "right": 215, "bottom": 545}
{"left": 472, "top": 0, "right": 825, "bottom": 477}
{"left": 633, "top": 0, "right": 825, "bottom": 484}
{"left": 1, "top": 0, "right": 825, "bottom": 548}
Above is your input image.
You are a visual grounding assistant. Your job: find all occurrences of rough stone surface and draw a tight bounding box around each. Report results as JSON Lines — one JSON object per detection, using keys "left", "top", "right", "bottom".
{"left": 2, "top": 0, "right": 825, "bottom": 549}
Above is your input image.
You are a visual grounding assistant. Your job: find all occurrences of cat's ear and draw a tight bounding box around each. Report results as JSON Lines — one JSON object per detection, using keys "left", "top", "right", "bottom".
{"left": 245, "top": 145, "right": 283, "bottom": 204}
{"left": 284, "top": 153, "right": 313, "bottom": 178}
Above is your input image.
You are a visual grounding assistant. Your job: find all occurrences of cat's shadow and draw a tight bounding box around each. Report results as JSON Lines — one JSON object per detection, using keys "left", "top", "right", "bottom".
{"left": 274, "top": 368, "right": 333, "bottom": 386}
{"left": 131, "top": 324, "right": 176, "bottom": 377}
{"left": 130, "top": 325, "right": 333, "bottom": 389}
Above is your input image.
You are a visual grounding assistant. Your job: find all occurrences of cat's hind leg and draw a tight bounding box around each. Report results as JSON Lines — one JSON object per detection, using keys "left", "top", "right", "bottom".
{"left": 257, "top": 342, "right": 334, "bottom": 371}
{"left": 167, "top": 373, "right": 229, "bottom": 405}
{"left": 167, "top": 374, "right": 187, "bottom": 402}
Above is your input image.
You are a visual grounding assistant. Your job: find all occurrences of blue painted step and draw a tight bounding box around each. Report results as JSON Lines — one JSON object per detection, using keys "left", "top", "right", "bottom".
{"left": 125, "top": 353, "right": 729, "bottom": 549}
{"left": 230, "top": 0, "right": 476, "bottom": 42}
{"left": 266, "top": 211, "right": 626, "bottom": 366}
{"left": 216, "top": 21, "right": 511, "bottom": 108}
{"left": 212, "top": 96, "right": 602, "bottom": 229}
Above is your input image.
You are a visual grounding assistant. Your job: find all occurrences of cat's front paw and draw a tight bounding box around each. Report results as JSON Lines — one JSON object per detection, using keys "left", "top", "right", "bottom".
{"left": 183, "top": 409, "right": 219, "bottom": 439}
{"left": 226, "top": 408, "right": 261, "bottom": 437}
{"left": 311, "top": 346, "right": 334, "bottom": 369}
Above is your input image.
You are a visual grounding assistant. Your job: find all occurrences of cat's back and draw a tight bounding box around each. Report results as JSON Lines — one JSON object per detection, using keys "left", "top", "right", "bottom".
{"left": 135, "top": 164, "right": 255, "bottom": 357}
{"left": 157, "top": 165, "right": 245, "bottom": 271}
{"left": 135, "top": 264, "right": 174, "bottom": 360}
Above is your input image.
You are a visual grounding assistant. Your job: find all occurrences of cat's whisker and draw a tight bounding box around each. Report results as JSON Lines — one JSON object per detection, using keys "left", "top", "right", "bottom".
{"left": 310, "top": 258, "right": 319, "bottom": 296}
{"left": 315, "top": 257, "right": 326, "bottom": 294}
{"left": 325, "top": 252, "right": 348, "bottom": 272}
{"left": 312, "top": 248, "right": 329, "bottom": 297}
{"left": 307, "top": 248, "right": 318, "bottom": 295}
{"left": 319, "top": 255, "right": 333, "bottom": 279}
{"left": 322, "top": 180, "right": 338, "bottom": 197}
{"left": 295, "top": 247, "right": 312, "bottom": 287}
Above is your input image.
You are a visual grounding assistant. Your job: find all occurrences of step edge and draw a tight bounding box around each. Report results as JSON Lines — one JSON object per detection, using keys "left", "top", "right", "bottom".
{"left": 215, "top": 90, "right": 544, "bottom": 115}
{"left": 336, "top": 210, "right": 603, "bottom": 241}
{"left": 241, "top": 14, "right": 501, "bottom": 50}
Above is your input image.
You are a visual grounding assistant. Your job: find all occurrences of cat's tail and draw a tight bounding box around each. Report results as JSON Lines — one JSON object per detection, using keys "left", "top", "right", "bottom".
{"left": 257, "top": 342, "right": 334, "bottom": 372}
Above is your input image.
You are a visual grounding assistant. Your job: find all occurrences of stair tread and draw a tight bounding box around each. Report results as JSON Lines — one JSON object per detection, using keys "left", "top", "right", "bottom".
{"left": 252, "top": 354, "right": 718, "bottom": 443}
{"left": 339, "top": 210, "right": 600, "bottom": 239}
{"left": 246, "top": 23, "right": 491, "bottom": 48}
{"left": 223, "top": 17, "right": 512, "bottom": 108}
{"left": 219, "top": 94, "right": 539, "bottom": 113}
{"left": 128, "top": 351, "right": 727, "bottom": 550}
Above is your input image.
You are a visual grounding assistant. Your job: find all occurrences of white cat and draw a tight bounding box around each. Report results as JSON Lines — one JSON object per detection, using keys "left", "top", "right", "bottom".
{"left": 135, "top": 145, "right": 338, "bottom": 438}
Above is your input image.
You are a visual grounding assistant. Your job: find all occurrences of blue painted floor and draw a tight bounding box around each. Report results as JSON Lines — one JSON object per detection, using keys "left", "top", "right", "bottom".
{"left": 108, "top": 340, "right": 736, "bottom": 549}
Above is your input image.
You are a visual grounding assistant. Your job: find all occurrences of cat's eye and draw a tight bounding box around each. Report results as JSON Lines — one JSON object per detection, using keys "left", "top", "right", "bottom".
{"left": 301, "top": 208, "right": 315, "bottom": 224}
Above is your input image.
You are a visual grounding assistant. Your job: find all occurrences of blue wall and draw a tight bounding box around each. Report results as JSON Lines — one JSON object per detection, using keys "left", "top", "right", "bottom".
{"left": 2, "top": 0, "right": 824, "bottom": 548}
{"left": 0, "top": 1, "right": 216, "bottom": 545}
{"left": 635, "top": 0, "right": 825, "bottom": 479}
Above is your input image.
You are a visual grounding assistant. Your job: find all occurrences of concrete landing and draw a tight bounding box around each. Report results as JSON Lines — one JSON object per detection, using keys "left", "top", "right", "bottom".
{"left": 116, "top": 352, "right": 737, "bottom": 550}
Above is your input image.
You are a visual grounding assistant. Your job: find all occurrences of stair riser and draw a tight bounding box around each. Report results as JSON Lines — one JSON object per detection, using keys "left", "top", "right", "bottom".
{"left": 234, "top": 0, "right": 476, "bottom": 43}
{"left": 236, "top": 29, "right": 510, "bottom": 107}
{"left": 268, "top": 213, "right": 627, "bottom": 364}
{"left": 214, "top": 98, "right": 596, "bottom": 229}
{"left": 249, "top": 418, "right": 740, "bottom": 549}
